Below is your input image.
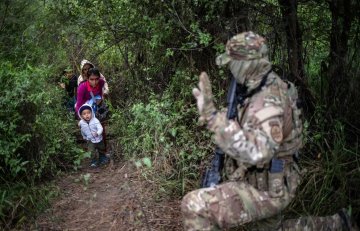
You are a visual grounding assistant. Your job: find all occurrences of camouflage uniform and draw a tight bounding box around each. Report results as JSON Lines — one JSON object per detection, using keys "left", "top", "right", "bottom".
{"left": 181, "top": 32, "right": 347, "bottom": 231}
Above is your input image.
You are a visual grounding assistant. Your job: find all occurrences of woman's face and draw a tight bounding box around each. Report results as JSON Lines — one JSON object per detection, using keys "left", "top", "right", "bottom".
{"left": 88, "top": 74, "right": 99, "bottom": 87}
{"left": 82, "top": 64, "right": 92, "bottom": 78}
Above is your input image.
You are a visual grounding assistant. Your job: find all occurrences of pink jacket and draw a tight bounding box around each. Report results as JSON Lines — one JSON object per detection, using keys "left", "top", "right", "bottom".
{"left": 76, "top": 78, "right": 105, "bottom": 114}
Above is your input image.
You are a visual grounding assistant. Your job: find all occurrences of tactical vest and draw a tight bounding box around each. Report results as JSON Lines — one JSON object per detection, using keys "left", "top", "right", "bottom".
{"left": 277, "top": 79, "right": 303, "bottom": 157}
{"left": 238, "top": 73, "right": 303, "bottom": 159}
{"left": 228, "top": 73, "right": 302, "bottom": 195}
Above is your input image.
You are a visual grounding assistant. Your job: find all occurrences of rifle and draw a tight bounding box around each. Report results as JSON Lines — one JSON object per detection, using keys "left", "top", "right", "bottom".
{"left": 200, "top": 67, "right": 273, "bottom": 188}
{"left": 201, "top": 72, "right": 239, "bottom": 188}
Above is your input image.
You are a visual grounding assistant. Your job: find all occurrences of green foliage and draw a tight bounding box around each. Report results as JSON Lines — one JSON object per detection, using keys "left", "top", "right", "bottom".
{"left": 0, "top": 1, "right": 68, "bottom": 66}
{"left": 287, "top": 118, "right": 360, "bottom": 218}
{"left": 0, "top": 182, "right": 59, "bottom": 229}
{"left": 0, "top": 62, "right": 86, "bottom": 226}
{"left": 110, "top": 71, "right": 212, "bottom": 195}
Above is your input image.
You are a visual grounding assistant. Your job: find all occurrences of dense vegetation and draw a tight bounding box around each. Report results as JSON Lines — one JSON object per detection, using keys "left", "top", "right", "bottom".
{"left": 1, "top": 0, "right": 359, "bottom": 228}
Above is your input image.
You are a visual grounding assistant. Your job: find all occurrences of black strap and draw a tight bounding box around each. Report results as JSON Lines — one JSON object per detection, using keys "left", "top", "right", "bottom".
{"left": 237, "top": 69, "right": 272, "bottom": 107}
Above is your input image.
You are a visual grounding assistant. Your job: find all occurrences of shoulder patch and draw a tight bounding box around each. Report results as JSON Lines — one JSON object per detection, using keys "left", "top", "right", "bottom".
{"left": 270, "top": 122, "right": 283, "bottom": 143}
{"left": 254, "top": 106, "right": 283, "bottom": 123}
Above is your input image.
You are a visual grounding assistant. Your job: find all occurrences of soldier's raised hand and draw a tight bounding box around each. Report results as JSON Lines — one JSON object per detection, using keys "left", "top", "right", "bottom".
{"left": 192, "top": 72, "right": 217, "bottom": 124}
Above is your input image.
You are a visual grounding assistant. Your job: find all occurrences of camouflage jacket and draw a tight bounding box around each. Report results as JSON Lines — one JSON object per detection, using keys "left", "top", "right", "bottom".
{"left": 209, "top": 72, "right": 302, "bottom": 173}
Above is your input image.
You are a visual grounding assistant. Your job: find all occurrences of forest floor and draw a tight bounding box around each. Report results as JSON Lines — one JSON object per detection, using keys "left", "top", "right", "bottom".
{"left": 34, "top": 138, "right": 183, "bottom": 231}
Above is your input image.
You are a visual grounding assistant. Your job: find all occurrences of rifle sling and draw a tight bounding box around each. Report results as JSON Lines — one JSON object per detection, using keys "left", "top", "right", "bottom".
{"left": 238, "top": 69, "right": 272, "bottom": 107}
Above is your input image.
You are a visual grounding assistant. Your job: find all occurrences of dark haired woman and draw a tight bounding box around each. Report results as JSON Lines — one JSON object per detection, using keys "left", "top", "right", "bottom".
{"left": 78, "top": 59, "right": 109, "bottom": 95}
{"left": 76, "top": 68, "right": 105, "bottom": 115}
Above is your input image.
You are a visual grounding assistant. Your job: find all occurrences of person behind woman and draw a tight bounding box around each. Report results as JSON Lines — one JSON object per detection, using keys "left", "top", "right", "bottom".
{"left": 78, "top": 59, "right": 109, "bottom": 95}
{"left": 59, "top": 67, "right": 77, "bottom": 112}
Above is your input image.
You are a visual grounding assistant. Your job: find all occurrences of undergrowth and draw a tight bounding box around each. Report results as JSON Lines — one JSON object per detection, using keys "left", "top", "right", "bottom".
{"left": 287, "top": 110, "right": 360, "bottom": 221}
{"left": 0, "top": 63, "right": 86, "bottom": 228}
{"left": 109, "top": 69, "right": 214, "bottom": 197}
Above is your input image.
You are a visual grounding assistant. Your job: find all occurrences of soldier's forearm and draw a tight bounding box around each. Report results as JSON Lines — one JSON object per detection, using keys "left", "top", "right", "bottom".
{"left": 215, "top": 127, "right": 274, "bottom": 166}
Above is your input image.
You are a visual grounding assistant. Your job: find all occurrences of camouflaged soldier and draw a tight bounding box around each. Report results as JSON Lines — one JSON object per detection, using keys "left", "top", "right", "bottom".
{"left": 181, "top": 31, "right": 352, "bottom": 231}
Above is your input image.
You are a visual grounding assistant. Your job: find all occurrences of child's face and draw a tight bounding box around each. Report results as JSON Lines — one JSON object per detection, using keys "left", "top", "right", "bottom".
{"left": 81, "top": 109, "right": 92, "bottom": 121}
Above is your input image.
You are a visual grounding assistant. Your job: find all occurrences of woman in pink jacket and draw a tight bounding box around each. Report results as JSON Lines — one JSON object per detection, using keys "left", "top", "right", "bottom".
{"left": 78, "top": 59, "right": 109, "bottom": 95}
{"left": 76, "top": 67, "right": 105, "bottom": 115}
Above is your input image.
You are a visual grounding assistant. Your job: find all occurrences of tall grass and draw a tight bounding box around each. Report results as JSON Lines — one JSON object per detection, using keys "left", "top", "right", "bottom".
{"left": 287, "top": 116, "right": 360, "bottom": 220}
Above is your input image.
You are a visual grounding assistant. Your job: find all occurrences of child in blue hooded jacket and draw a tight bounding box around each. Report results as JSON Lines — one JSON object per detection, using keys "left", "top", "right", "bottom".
{"left": 78, "top": 104, "right": 109, "bottom": 167}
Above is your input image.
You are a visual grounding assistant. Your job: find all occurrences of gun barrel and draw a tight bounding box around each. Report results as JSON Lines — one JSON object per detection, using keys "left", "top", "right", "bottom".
{"left": 226, "top": 75, "right": 238, "bottom": 119}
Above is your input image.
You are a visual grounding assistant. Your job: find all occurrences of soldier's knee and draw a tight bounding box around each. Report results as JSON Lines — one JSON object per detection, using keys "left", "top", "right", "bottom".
{"left": 181, "top": 190, "right": 217, "bottom": 231}
{"left": 181, "top": 190, "right": 207, "bottom": 215}
{"left": 181, "top": 191, "right": 195, "bottom": 214}
{"left": 181, "top": 193, "right": 189, "bottom": 213}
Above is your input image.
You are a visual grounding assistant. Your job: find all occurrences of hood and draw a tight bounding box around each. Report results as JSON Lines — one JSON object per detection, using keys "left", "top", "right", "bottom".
{"left": 78, "top": 103, "right": 95, "bottom": 120}
{"left": 80, "top": 59, "right": 94, "bottom": 70}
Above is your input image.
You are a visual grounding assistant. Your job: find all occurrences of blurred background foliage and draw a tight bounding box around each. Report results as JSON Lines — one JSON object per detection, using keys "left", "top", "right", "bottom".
{"left": 0, "top": 0, "right": 359, "bottom": 228}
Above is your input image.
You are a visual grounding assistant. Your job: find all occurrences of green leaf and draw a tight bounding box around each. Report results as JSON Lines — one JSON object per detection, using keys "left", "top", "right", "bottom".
{"left": 142, "top": 157, "right": 152, "bottom": 168}
{"left": 135, "top": 160, "right": 142, "bottom": 168}
{"left": 170, "top": 128, "right": 177, "bottom": 137}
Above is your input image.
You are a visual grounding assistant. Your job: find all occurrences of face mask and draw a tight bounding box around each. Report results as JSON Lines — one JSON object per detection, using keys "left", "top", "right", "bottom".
{"left": 229, "top": 59, "right": 271, "bottom": 88}
{"left": 229, "top": 60, "right": 248, "bottom": 84}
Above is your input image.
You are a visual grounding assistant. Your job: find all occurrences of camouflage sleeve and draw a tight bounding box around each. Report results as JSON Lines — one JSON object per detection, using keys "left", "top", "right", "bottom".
{"left": 209, "top": 105, "right": 284, "bottom": 166}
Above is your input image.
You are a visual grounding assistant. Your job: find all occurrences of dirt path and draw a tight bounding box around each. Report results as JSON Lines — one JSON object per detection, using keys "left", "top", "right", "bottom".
{"left": 34, "top": 160, "right": 183, "bottom": 231}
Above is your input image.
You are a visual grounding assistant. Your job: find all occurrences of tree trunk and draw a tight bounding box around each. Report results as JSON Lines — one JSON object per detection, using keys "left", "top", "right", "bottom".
{"left": 278, "top": 0, "right": 305, "bottom": 84}
{"left": 278, "top": 0, "right": 314, "bottom": 114}
{"left": 326, "top": 0, "right": 352, "bottom": 107}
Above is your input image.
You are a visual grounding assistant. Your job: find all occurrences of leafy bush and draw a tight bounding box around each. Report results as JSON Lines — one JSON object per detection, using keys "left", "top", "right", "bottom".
{"left": 110, "top": 69, "right": 214, "bottom": 196}
{"left": 0, "top": 62, "right": 86, "bottom": 227}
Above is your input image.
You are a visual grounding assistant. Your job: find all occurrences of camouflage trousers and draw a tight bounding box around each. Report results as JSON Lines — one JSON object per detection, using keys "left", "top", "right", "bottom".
{"left": 181, "top": 181, "right": 344, "bottom": 231}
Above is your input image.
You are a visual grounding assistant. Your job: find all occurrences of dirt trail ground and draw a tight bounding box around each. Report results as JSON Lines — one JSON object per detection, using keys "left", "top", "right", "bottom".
{"left": 35, "top": 158, "right": 183, "bottom": 231}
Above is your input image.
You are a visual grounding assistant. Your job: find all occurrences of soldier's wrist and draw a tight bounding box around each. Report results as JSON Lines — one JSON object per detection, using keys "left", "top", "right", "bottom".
{"left": 206, "top": 111, "right": 217, "bottom": 128}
